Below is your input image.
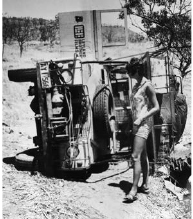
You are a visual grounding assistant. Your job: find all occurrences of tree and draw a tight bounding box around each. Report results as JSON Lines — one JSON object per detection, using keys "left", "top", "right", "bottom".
{"left": 47, "top": 21, "right": 57, "bottom": 46}
{"left": 3, "top": 17, "right": 9, "bottom": 44}
{"left": 30, "top": 18, "right": 40, "bottom": 40}
{"left": 102, "top": 25, "right": 116, "bottom": 44}
{"left": 40, "top": 26, "right": 48, "bottom": 42}
{"left": 3, "top": 17, "right": 10, "bottom": 54}
{"left": 121, "top": 0, "right": 191, "bottom": 77}
{"left": 39, "top": 19, "right": 57, "bottom": 45}
{"left": 3, "top": 16, "right": 15, "bottom": 54}
{"left": 12, "top": 17, "right": 33, "bottom": 57}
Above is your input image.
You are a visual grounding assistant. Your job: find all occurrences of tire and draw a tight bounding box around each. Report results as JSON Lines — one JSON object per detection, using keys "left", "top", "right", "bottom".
{"left": 8, "top": 68, "right": 37, "bottom": 82}
{"left": 15, "top": 148, "right": 39, "bottom": 171}
{"left": 93, "top": 85, "right": 114, "bottom": 137}
{"left": 174, "top": 94, "right": 188, "bottom": 142}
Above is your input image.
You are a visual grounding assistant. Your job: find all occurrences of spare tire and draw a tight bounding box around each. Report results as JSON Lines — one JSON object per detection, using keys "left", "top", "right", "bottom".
{"left": 93, "top": 85, "right": 115, "bottom": 137}
{"left": 156, "top": 92, "right": 187, "bottom": 144}
{"left": 173, "top": 94, "right": 188, "bottom": 142}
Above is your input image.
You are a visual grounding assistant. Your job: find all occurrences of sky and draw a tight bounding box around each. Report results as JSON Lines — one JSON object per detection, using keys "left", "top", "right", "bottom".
{"left": 3, "top": 0, "right": 122, "bottom": 19}
{"left": 2, "top": 0, "right": 143, "bottom": 33}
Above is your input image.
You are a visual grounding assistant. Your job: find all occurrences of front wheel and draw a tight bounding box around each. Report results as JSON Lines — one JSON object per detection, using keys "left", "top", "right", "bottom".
{"left": 15, "top": 148, "right": 39, "bottom": 171}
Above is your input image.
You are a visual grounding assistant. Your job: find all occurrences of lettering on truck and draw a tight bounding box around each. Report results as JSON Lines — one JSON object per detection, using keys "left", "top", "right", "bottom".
{"left": 74, "top": 25, "right": 86, "bottom": 58}
{"left": 40, "top": 63, "right": 51, "bottom": 88}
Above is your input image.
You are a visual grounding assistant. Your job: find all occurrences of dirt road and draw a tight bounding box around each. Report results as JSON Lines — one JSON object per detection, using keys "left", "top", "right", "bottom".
{"left": 3, "top": 119, "right": 191, "bottom": 219}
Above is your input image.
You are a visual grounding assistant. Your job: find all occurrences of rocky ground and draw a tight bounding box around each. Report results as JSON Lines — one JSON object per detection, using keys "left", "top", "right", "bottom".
{"left": 2, "top": 43, "right": 191, "bottom": 219}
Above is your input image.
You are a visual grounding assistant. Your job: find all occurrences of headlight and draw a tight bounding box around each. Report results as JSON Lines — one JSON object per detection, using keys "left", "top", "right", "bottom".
{"left": 66, "top": 146, "right": 79, "bottom": 158}
{"left": 61, "top": 70, "right": 73, "bottom": 83}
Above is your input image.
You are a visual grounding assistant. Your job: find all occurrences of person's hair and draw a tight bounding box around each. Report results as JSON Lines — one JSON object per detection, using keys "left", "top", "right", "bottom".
{"left": 127, "top": 57, "right": 143, "bottom": 76}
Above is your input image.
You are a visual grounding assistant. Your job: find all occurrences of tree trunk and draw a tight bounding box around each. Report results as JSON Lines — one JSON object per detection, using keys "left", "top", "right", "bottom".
{"left": 20, "top": 44, "right": 23, "bottom": 57}
{"left": 2, "top": 42, "right": 5, "bottom": 56}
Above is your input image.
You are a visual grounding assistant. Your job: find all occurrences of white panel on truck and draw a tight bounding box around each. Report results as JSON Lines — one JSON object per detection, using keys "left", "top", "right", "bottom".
{"left": 59, "top": 11, "right": 95, "bottom": 59}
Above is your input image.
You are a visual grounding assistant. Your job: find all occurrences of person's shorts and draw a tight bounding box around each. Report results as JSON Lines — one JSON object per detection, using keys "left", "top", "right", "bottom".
{"left": 132, "top": 118, "right": 153, "bottom": 140}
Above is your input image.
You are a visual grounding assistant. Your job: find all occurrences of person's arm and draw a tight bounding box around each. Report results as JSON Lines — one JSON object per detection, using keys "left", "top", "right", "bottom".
{"left": 134, "top": 84, "right": 160, "bottom": 126}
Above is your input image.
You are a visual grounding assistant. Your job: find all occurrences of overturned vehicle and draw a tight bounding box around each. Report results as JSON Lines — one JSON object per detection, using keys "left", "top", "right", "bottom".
{"left": 8, "top": 9, "right": 187, "bottom": 179}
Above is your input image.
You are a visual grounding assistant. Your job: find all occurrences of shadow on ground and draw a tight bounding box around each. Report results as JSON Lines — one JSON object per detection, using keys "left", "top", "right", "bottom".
{"left": 108, "top": 180, "right": 132, "bottom": 195}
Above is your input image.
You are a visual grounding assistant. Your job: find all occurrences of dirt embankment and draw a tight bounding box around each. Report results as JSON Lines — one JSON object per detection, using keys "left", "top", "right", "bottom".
{"left": 2, "top": 43, "right": 191, "bottom": 219}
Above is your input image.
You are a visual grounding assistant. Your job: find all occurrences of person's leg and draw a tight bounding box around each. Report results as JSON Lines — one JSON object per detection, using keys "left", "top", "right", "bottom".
{"left": 128, "top": 135, "right": 146, "bottom": 196}
{"left": 140, "top": 144, "right": 149, "bottom": 189}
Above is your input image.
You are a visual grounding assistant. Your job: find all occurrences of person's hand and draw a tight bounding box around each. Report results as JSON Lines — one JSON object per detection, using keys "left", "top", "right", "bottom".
{"left": 133, "top": 117, "right": 144, "bottom": 126}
